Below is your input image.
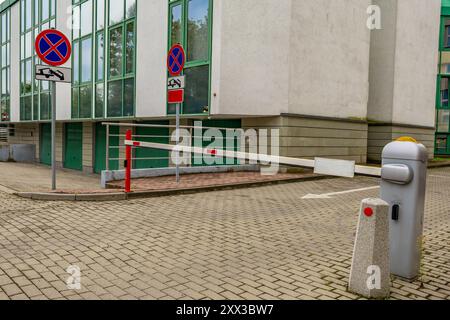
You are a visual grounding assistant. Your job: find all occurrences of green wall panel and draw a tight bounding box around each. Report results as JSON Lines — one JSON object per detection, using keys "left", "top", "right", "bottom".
{"left": 64, "top": 123, "right": 83, "bottom": 171}
{"left": 40, "top": 123, "right": 51, "bottom": 166}
{"left": 133, "top": 121, "right": 170, "bottom": 169}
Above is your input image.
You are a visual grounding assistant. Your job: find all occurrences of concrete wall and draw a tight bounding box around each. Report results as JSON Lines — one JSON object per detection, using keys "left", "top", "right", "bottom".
{"left": 367, "top": 0, "right": 440, "bottom": 161}
{"left": 8, "top": 123, "right": 40, "bottom": 159}
{"left": 392, "top": 0, "right": 440, "bottom": 127}
{"left": 212, "top": 0, "right": 371, "bottom": 120}
{"left": 135, "top": 0, "right": 168, "bottom": 118}
{"left": 55, "top": 0, "right": 73, "bottom": 121}
{"left": 288, "top": 0, "right": 371, "bottom": 119}
{"left": 82, "top": 122, "right": 93, "bottom": 173}
{"left": 243, "top": 116, "right": 368, "bottom": 164}
{"left": 368, "top": 125, "right": 435, "bottom": 162}
{"left": 210, "top": 0, "right": 291, "bottom": 116}
{"left": 368, "top": 0, "right": 440, "bottom": 125}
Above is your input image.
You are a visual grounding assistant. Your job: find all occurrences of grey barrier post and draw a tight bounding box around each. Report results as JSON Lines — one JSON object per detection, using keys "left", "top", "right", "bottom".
{"left": 380, "top": 138, "right": 428, "bottom": 280}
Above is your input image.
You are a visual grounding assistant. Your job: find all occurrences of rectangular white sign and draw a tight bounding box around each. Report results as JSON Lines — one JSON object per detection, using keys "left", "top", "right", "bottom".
{"left": 167, "top": 76, "right": 185, "bottom": 90}
{"left": 35, "top": 65, "right": 72, "bottom": 83}
{"left": 314, "top": 157, "right": 356, "bottom": 178}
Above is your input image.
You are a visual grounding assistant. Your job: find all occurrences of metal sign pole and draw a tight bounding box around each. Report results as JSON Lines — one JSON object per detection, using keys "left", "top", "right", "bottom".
{"left": 175, "top": 103, "right": 180, "bottom": 183}
{"left": 51, "top": 80, "right": 56, "bottom": 190}
{"left": 35, "top": 29, "right": 72, "bottom": 191}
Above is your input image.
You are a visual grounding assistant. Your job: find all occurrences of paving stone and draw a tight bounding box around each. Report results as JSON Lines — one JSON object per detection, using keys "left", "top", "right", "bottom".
{"left": 0, "top": 168, "right": 449, "bottom": 300}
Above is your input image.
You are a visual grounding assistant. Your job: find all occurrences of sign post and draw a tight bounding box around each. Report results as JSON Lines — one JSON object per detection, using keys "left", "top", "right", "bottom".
{"left": 167, "top": 44, "right": 186, "bottom": 183}
{"left": 35, "top": 29, "right": 72, "bottom": 190}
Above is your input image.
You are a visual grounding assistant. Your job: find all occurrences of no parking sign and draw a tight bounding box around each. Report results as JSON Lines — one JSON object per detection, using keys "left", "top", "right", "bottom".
{"left": 34, "top": 29, "right": 72, "bottom": 191}
{"left": 167, "top": 44, "right": 186, "bottom": 104}
{"left": 35, "top": 29, "right": 71, "bottom": 66}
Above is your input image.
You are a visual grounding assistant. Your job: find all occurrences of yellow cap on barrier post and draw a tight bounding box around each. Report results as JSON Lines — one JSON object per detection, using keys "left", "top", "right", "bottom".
{"left": 396, "top": 137, "right": 418, "bottom": 143}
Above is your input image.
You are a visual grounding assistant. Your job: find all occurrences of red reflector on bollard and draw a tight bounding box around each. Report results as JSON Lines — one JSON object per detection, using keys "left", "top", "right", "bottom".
{"left": 364, "top": 207, "right": 374, "bottom": 217}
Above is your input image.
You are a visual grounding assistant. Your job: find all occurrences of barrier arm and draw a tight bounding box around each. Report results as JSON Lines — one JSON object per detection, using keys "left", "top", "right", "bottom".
{"left": 124, "top": 140, "right": 381, "bottom": 178}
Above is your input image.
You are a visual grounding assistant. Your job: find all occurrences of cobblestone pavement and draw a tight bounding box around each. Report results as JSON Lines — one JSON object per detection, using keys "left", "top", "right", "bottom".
{"left": 0, "top": 167, "right": 449, "bottom": 300}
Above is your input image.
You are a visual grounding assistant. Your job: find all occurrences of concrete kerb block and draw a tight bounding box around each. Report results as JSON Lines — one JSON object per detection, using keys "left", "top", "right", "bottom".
{"left": 349, "top": 198, "right": 390, "bottom": 299}
{"left": 75, "top": 193, "right": 127, "bottom": 201}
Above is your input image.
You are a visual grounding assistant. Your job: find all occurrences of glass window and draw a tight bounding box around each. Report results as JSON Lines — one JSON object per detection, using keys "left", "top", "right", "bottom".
{"left": 446, "top": 23, "right": 450, "bottom": 48}
{"left": 187, "top": 0, "right": 209, "bottom": 62}
{"left": 109, "top": 0, "right": 124, "bottom": 26}
{"left": 25, "top": 32, "right": 31, "bottom": 58}
{"left": 1, "top": 14, "right": 7, "bottom": 43}
{"left": 72, "top": 87, "right": 79, "bottom": 118}
{"left": 73, "top": 41, "right": 80, "bottom": 84}
{"left": 73, "top": 5, "right": 80, "bottom": 40}
{"left": 81, "top": 0, "right": 93, "bottom": 37}
{"left": 80, "top": 85, "right": 92, "bottom": 118}
{"left": 436, "top": 136, "right": 448, "bottom": 151}
{"left": 95, "top": 83, "right": 104, "bottom": 118}
{"left": 125, "top": 22, "right": 134, "bottom": 74}
{"left": 81, "top": 37, "right": 92, "bottom": 83}
{"left": 40, "top": 92, "right": 50, "bottom": 120}
{"left": 24, "top": 60, "right": 32, "bottom": 94}
{"left": 184, "top": 65, "right": 209, "bottom": 114}
{"left": 42, "top": 0, "right": 50, "bottom": 21}
{"left": 168, "top": 0, "right": 211, "bottom": 115}
{"left": 109, "top": 26, "right": 123, "bottom": 77}
{"left": 107, "top": 80, "right": 122, "bottom": 117}
{"left": 97, "top": 33, "right": 104, "bottom": 80}
{"left": 171, "top": 5, "right": 182, "bottom": 46}
{"left": 97, "top": 0, "right": 105, "bottom": 30}
{"left": 126, "top": 0, "right": 136, "bottom": 19}
{"left": 25, "top": 0, "right": 32, "bottom": 30}
{"left": 19, "top": 1, "right": 55, "bottom": 121}
{"left": 441, "top": 78, "right": 449, "bottom": 108}
{"left": 123, "top": 78, "right": 134, "bottom": 116}
{"left": 438, "top": 110, "right": 450, "bottom": 133}
{"left": 51, "top": 0, "right": 55, "bottom": 16}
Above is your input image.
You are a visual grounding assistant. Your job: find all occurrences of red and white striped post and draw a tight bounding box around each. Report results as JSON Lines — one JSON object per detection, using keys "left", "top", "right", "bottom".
{"left": 125, "top": 129, "right": 132, "bottom": 193}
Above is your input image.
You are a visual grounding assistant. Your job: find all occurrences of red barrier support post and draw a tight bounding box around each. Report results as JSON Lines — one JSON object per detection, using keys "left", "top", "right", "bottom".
{"left": 125, "top": 129, "right": 132, "bottom": 193}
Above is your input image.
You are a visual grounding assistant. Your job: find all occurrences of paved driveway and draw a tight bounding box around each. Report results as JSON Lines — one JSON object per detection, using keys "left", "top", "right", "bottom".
{"left": 0, "top": 167, "right": 449, "bottom": 300}
{"left": 0, "top": 162, "right": 100, "bottom": 192}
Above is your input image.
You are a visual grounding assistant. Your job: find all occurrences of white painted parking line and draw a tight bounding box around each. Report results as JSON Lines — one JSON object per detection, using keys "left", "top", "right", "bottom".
{"left": 302, "top": 186, "right": 380, "bottom": 199}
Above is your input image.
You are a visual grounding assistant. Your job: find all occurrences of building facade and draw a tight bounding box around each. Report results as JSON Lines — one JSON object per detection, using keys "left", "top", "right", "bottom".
{"left": 0, "top": 0, "right": 441, "bottom": 173}
{"left": 436, "top": 0, "right": 450, "bottom": 156}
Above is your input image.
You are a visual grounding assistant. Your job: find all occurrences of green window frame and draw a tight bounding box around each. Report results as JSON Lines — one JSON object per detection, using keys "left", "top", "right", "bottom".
{"left": 19, "top": 0, "right": 56, "bottom": 122}
{"left": 168, "top": 0, "right": 212, "bottom": 116}
{"left": 436, "top": 14, "right": 450, "bottom": 155}
{"left": 72, "top": 0, "right": 95, "bottom": 119}
{"left": 72, "top": 0, "right": 136, "bottom": 119}
{"left": 106, "top": 0, "right": 136, "bottom": 118}
{"left": 0, "top": 8, "right": 11, "bottom": 122}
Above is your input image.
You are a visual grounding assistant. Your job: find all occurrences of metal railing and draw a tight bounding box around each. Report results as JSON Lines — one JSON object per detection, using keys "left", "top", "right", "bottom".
{"left": 102, "top": 122, "right": 245, "bottom": 171}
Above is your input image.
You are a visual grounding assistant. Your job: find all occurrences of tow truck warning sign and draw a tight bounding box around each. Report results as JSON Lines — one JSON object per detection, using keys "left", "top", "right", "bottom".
{"left": 35, "top": 65, "right": 72, "bottom": 83}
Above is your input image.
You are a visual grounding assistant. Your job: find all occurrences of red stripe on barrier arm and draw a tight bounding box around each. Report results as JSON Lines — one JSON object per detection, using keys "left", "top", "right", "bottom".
{"left": 133, "top": 142, "right": 141, "bottom": 147}
{"left": 208, "top": 149, "right": 217, "bottom": 156}
{"left": 125, "top": 130, "right": 132, "bottom": 194}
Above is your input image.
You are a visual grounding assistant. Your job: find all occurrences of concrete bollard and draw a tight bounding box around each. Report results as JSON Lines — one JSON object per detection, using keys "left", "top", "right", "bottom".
{"left": 349, "top": 198, "right": 390, "bottom": 299}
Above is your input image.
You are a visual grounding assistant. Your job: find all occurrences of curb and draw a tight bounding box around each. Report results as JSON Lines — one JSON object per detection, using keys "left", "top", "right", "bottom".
{"left": 15, "top": 174, "right": 332, "bottom": 202}
{"left": 428, "top": 161, "right": 450, "bottom": 169}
